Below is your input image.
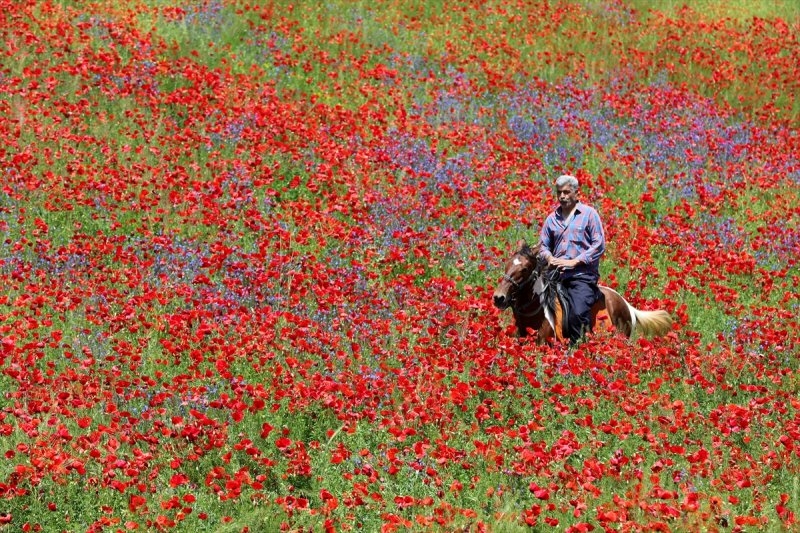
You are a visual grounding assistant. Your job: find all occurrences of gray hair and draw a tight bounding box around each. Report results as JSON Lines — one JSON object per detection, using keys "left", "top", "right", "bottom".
{"left": 555, "top": 174, "right": 579, "bottom": 189}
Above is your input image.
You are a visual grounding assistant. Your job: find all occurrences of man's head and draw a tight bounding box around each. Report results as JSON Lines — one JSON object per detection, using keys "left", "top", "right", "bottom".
{"left": 554, "top": 174, "right": 579, "bottom": 213}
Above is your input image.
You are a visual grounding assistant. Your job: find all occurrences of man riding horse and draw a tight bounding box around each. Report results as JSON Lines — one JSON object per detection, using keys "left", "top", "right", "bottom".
{"left": 538, "top": 174, "right": 605, "bottom": 345}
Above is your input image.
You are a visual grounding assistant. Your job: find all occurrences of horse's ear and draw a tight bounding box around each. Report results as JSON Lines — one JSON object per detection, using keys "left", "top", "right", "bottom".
{"left": 515, "top": 239, "right": 527, "bottom": 251}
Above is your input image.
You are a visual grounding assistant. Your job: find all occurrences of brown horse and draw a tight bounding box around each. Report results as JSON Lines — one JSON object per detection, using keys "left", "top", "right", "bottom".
{"left": 493, "top": 240, "right": 673, "bottom": 343}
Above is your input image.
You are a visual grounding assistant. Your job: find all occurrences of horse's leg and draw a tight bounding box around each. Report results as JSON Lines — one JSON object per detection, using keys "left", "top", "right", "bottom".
{"left": 598, "top": 287, "right": 633, "bottom": 337}
{"left": 551, "top": 300, "right": 567, "bottom": 344}
{"left": 515, "top": 313, "right": 530, "bottom": 338}
{"left": 536, "top": 320, "right": 553, "bottom": 345}
{"left": 589, "top": 297, "right": 612, "bottom": 335}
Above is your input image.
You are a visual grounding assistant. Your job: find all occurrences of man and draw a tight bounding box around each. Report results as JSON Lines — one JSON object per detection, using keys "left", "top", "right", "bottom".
{"left": 538, "top": 174, "right": 606, "bottom": 344}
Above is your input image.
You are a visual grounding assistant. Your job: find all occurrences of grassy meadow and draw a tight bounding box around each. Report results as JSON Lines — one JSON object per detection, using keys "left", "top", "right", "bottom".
{"left": 1, "top": 0, "right": 800, "bottom": 531}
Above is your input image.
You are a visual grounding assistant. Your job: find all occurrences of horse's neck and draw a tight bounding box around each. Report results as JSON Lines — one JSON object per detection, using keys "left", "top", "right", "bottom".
{"left": 514, "top": 282, "right": 542, "bottom": 316}
{"left": 523, "top": 281, "right": 539, "bottom": 305}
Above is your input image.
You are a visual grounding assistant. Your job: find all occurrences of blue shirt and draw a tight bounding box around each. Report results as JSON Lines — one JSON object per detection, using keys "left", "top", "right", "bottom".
{"left": 539, "top": 202, "right": 605, "bottom": 280}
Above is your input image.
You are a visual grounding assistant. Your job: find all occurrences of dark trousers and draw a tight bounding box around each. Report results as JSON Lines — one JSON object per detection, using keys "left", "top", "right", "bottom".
{"left": 561, "top": 276, "right": 601, "bottom": 344}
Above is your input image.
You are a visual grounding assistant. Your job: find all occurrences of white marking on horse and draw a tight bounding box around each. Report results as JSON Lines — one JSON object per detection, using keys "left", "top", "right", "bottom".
{"left": 599, "top": 285, "right": 637, "bottom": 331}
{"left": 542, "top": 305, "right": 556, "bottom": 336}
{"left": 513, "top": 258, "right": 522, "bottom": 266}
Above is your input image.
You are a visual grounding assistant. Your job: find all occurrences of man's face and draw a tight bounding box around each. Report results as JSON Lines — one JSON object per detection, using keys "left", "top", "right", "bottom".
{"left": 556, "top": 185, "right": 578, "bottom": 211}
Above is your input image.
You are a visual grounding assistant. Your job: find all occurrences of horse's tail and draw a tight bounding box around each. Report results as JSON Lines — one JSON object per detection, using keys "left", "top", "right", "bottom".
{"left": 629, "top": 307, "right": 673, "bottom": 338}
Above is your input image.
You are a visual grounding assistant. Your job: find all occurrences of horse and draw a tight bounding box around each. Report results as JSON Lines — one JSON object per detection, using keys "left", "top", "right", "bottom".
{"left": 493, "top": 240, "right": 673, "bottom": 343}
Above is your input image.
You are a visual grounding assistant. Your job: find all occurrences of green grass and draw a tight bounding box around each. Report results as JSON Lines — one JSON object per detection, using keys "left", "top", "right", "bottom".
{"left": 625, "top": 0, "right": 800, "bottom": 21}
{"left": 129, "top": 0, "right": 800, "bottom": 124}
{"left": 2, "top": 0, "right": 800, "bottom": 531}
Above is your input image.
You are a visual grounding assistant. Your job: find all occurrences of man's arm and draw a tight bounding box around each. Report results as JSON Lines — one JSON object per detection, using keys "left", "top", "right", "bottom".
{"left": 540, "top": 215, "right": 577, "bottom": 268}
{"left": 575, "top": 209, "right": 605, "bottom": 265}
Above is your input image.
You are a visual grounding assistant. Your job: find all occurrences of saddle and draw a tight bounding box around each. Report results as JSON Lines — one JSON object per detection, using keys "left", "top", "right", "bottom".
{"left": 534, "top": 267, "right": 604, "bottom": 341}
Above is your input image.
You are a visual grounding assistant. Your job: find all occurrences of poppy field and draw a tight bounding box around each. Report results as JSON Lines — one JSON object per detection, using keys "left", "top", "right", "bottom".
{"left": 3, "top": 0, "right": 800, "bottom": 531}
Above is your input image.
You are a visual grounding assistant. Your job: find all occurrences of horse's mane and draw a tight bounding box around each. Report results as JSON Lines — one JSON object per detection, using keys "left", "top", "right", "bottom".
{"left": 519, "top": 242, "right": 541, "bottom": 260}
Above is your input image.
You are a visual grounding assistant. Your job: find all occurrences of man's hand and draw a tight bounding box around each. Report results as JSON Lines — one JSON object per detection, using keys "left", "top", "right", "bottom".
{"left": 549, "top": 257, "right": 581, "bottom": 270}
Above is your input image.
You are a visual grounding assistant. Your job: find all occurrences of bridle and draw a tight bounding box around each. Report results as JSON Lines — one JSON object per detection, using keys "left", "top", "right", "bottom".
{"left": 501, "top": 271, "right": 533, "bottom": 291}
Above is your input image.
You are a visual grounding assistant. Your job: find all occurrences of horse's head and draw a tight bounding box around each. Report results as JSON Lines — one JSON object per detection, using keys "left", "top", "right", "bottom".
{"left": 493, "top": 240, "right": 543, "bottom": 310}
